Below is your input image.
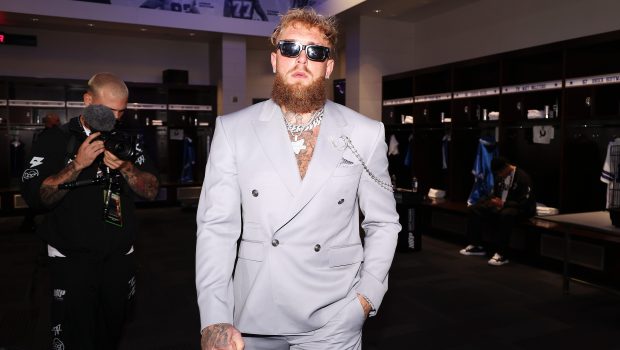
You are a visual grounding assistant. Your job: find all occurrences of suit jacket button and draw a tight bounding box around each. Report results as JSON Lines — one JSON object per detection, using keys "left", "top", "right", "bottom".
{"left": 314, "top": 244, "right": 321, "bottom": 252}
{"left": 338, "top": 198, "right": 345, "bottom": 204}
{"left": 272, "top": 239, "right": 279, "bottom": 247}
{"left": 252, "top": 189, "right": 259, "bottom": 197}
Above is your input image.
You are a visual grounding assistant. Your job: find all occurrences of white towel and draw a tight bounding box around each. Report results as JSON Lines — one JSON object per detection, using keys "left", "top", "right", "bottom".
{"left": 488, "top": 111, "right": 500, "bottom": 120}
{"left": 536, "top": 203, "right": 559, "bottom": 216}
{"left": 527, "top": 109, "right": 545, "bottom": 119}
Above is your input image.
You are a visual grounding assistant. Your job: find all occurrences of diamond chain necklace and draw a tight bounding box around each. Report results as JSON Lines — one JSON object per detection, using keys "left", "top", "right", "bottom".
{"left": 283, "top": 108, "right": 324, "bottom": 155}
{"left": 284, "top": 108, "right": 324, "bottom": 133}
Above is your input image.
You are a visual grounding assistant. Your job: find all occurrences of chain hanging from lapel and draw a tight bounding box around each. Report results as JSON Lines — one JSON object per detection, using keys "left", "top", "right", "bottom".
{"left": 340, "top": 136, "right": 394, "bottom": 193}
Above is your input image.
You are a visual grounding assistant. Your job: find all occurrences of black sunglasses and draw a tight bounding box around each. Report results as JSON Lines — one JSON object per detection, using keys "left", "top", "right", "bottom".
{"left": 277, "top": 40, "right": 331, "bottom": 62}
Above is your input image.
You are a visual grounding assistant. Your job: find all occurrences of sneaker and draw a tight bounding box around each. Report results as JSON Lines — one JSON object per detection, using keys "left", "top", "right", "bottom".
{"left": 488, "top": 253, "right": 509, "bottom": 266}
{"left": 459, "top": 245, "right": 486, "bottom": 256}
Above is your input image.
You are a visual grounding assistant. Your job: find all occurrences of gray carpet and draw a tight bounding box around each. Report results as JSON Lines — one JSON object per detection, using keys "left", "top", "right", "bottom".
{"left": 1, "top": 207, "right": 619, "bottom": 349}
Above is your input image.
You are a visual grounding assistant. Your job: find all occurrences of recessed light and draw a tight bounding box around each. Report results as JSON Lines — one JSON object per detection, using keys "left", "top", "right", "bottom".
{"left": 373, "top": 9, "right": 382, "bottom": 14}
{"left": 31, "top": 18, "right": 39, "bottom": 22}
{"left": 87, "top": 23, "right": 94, "bottom": 27}
{"left": 189, "top": 32, "right": 196, "bottom": 37}
{"left": 140, "top": 28, "right": 147, "bottom": 32}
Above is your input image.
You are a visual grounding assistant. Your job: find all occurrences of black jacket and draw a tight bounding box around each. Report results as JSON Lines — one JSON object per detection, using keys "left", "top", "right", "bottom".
{"left": 493, "top": 167, "right": 536, "bottom": 217}
{"left": 21, "top": 117, "right": 159, "bottom": 257}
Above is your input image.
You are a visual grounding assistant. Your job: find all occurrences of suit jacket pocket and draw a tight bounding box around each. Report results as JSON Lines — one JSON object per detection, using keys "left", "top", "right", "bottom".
{"left": 328, "top": 243, "right": 363, "bottom": 267}
{"left": 238, "top": 240, "right": 265, "bottom": 262}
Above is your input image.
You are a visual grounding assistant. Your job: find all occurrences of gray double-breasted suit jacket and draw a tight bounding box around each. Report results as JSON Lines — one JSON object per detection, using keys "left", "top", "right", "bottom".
{"left": 196, "top": 99, "right": 400, "bottom": 335}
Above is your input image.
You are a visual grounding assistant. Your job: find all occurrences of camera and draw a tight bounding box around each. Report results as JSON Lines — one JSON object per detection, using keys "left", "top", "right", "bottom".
{"left": 96, "top": 130, "right": 142, "bottom": 161}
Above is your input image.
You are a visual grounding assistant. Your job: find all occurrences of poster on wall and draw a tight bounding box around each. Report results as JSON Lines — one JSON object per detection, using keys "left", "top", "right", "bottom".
{"left": 74, "top": 0, "right": 328, "bottom": 22}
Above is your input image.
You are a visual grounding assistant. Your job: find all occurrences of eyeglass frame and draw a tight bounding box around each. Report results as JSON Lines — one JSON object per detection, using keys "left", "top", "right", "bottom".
{"left": 276, "top": 40, "right": 331, "bottom": 62}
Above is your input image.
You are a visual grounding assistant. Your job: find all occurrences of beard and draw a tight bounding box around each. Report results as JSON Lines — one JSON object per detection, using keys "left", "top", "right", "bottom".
{"left": 271, "top": 72, "right": 326, "bottom": 114}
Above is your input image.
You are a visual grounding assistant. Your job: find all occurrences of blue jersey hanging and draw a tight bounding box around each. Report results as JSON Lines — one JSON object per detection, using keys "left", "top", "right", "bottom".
{"left": 467, "top": 137, "right": 498, "bottom": 205}
{"left": 181, "top": 136, "right": 196, "bottom": 183}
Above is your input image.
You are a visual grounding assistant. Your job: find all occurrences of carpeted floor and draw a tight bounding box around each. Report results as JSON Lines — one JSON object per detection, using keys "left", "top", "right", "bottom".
{"left": 1, "top": 207, "right": 619, "bottom": 350}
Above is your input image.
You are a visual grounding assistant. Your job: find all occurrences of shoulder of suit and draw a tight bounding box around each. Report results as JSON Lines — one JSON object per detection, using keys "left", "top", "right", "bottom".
{"left": 217, "top": 100, "right": 383, "bottom": 130}
{"left": 325, "top": 100, "right": 382, "bottom": 129}
{"left": 217, "top": 100, "right": 274, "bottom": 127}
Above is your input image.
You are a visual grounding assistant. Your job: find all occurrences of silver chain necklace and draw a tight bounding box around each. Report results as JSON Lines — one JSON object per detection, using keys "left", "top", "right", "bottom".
{"left": 283, "top": 108, "right": 324, "bottom": 154}
{"left": 284, "top": 108, "right": 324, "bottom": 133}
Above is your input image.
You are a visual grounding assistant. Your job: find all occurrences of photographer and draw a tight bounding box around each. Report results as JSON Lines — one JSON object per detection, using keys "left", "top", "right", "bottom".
{"left": 21, "top": 72, "right": 159, "bottom": 349}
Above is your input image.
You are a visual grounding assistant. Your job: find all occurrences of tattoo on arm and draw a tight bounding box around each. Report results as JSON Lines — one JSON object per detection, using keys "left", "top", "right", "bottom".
{"left": 40, "top": 162, "right": 80, "bottom": 206}
{"left": 121, "top": 165, "right": 159, "bottom": 200}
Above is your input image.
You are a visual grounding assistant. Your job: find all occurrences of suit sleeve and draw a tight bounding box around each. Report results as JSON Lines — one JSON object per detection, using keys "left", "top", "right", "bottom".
{"left": 195, "top": 117, "right": 242, "bottom": 331}
{"left": 355, "top": 122, "right": 400, "bottom": 316}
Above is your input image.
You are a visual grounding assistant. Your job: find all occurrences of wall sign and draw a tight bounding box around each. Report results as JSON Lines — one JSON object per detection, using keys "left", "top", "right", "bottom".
{"left": 73, "top": 0, "right": 328, "bottom": 22}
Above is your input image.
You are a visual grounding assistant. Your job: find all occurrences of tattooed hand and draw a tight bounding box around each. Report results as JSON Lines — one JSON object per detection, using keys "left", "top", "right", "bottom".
{"left": 201, "top": 323, "right": 244, "bottom": 350}
{"left": 104, "top": 150, "right": 160, "bottom": 200}
{"left": 40, "top": 132, "right": 105, "bottom": 206}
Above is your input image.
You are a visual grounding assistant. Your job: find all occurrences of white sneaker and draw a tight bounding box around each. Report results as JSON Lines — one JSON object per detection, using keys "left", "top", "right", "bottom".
{"left": 488, "top": 253, "right": 509, "bottom": 266}
{"left": 459, "top": 245, "right": 486, "bottom": 256}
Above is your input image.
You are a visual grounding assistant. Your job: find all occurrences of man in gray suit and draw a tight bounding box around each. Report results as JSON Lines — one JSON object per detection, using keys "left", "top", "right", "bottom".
{"left": 196, "top": 8, "right": 400, "bottom": 350}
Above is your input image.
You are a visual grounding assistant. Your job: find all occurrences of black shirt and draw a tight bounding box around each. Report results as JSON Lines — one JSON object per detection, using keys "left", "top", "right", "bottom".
{"left": 21, "top": 117, "right": 159, "bottom": 257}
{"left": 493, "top": 167, "right": 536, "bottom": 217}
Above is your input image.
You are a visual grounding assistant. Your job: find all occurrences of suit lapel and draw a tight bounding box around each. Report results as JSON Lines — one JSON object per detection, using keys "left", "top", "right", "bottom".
{"left": 252, "top": 100, "right": 301, "bottom": 195}
{"left": 273, "top": 101, "right": 354, "bottom": 232}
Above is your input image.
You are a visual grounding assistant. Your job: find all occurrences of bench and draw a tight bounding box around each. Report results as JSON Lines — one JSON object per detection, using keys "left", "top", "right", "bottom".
{"left": 418, "top": 198, "right": 562, "bottom": 237}
{"left": 416, "top": 198, "right": 620, "bottom": 293}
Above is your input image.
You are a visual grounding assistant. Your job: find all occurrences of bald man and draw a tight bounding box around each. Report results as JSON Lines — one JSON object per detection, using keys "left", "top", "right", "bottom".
{"left": 21, "top": 72, "right": 160, "bottom": 349}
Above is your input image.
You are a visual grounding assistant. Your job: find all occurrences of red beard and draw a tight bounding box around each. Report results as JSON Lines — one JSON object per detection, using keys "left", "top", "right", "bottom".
{"left": 271, "top": 72, "right": 326, "bottom": 114}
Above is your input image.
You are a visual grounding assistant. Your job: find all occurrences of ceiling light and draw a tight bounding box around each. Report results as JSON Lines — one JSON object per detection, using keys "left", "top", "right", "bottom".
{"left": 189, "top": 32, "right": 196, "bottom": 37}
{"left": 373, "top": 9, "right": 382, "bottom": 14}
{"left": 31, "top": 18, "right": 39, "bottom": 22}
{"left": 87, "top": 23, "right": 94, "bottom": 27}
{"left": 140, "top": 28, "right": 147, "bottom": 32}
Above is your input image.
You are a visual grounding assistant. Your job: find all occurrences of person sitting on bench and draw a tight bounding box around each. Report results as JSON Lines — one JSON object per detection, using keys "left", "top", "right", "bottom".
{"left": 460, "top": 156, "right": 536, "bottom": 266}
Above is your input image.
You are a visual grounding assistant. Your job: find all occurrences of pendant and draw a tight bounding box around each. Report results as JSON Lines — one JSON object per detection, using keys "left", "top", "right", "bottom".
{"left": 291, "top": 137, "right": 306, "bottom": 155}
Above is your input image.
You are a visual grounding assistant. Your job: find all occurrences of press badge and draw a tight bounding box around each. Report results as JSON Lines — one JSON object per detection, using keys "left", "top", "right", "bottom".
{"left": 103, "top": 188, "right": 123, "bottom": 227}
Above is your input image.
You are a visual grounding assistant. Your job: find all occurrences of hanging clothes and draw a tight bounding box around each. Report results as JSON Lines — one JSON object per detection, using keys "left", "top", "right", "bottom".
{"left": 403, "top": 133, "right": 413, "bottom": 168}
{"left": 442, "top": 132, "right": 451, "bottom": 170}
{"left": 388, "top": 134, "right": 399, "bottom": 156}
{"left": 467, "top": 137, "right": 498, "bottom": 205}
{"left": 601, "top": 138, "right": 620, "bottom": 208}
{"left": 181, "top": 136, "right": 196, "bottom": 183}
{"left": 387, "top": 132, "right": 413, "bottom": 189}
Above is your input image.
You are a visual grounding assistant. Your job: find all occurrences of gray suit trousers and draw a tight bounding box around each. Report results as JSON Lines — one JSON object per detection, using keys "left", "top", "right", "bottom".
{"left": 243, "top": 295, "right": 365, "bottom": 350}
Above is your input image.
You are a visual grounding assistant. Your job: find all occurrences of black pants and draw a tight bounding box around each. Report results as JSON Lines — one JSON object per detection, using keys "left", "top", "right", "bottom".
{"left": 48, "top": 252, "right": 137, "bottom": 350}
{"left": 466, "top": 201, "right": 523, "bottom": 257}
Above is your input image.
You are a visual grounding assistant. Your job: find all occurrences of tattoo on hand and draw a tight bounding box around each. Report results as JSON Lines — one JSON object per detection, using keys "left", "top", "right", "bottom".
{"left": 202, "top": 323, "right": 232, "bottom": 349}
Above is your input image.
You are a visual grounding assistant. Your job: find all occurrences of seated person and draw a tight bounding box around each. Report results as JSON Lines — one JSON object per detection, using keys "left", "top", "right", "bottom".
{"left": 460, "top": 156, "right": 536, "bottom": 266}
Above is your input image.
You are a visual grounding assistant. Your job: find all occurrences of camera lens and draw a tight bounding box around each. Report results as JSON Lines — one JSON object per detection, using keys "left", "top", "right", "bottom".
{"left": 102, "top": 131, "right": 138, "bottom": 161}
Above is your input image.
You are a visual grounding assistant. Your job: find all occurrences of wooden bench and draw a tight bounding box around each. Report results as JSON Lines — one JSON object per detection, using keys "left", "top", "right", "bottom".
{"left": 417, "top": 199, "right": 620, "bottom": 293}
{"left": 418, "top": 198, "right": 563, "bottom": 236}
